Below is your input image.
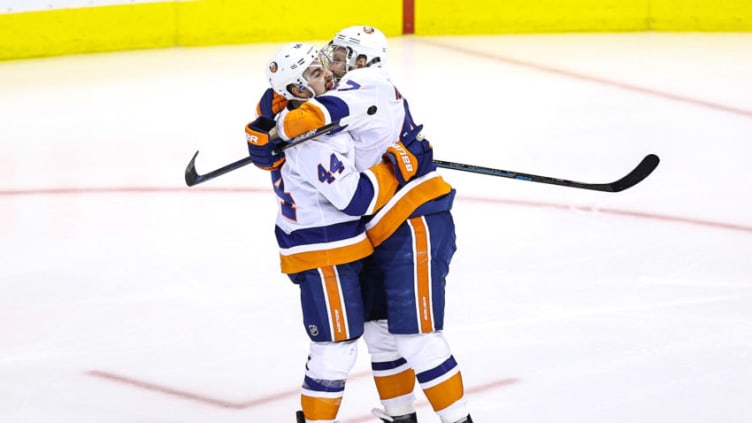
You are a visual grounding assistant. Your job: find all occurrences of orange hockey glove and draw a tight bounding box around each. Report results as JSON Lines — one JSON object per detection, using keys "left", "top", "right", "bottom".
{"left": 383, "top": 125, "right": 435, "bottom": 185}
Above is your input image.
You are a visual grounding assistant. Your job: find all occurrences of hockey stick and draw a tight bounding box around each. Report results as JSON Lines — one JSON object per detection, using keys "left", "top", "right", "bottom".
{"left": 184, "top": 106, "right": 378, "bottom": 186}
{"left": 433, "top": 154, "right": 659, "bottom": 192}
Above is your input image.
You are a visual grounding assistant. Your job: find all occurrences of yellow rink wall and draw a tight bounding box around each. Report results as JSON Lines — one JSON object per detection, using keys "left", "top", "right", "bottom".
{"left": 417, "top": 0, "right": 752, "bottom": 34}
{"left": 0, "top": 0, "right": 402, "bottom": 61}
{"left": 1, "top": 0, "right": 751, "bottom": 61}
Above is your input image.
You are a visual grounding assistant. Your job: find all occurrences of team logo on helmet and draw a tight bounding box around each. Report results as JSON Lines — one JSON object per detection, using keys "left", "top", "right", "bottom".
{"left": 363, "top": 26, "right": 375, "bottom": 34}
{"left": 268, "top": 61, "right": 278, "bottom": 73}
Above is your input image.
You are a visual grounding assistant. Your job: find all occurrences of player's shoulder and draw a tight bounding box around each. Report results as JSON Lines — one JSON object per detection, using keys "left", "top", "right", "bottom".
{"left": 343, "top": 66, "right": 389, "bottom": 83}
{"left": 324, "top": 67, "right": 392, "bottom": 105}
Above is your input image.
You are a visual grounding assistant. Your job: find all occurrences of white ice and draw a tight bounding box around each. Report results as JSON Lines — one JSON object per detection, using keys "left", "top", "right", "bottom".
{"left": 1, "top": 33, "right": 752, "bottom": 422}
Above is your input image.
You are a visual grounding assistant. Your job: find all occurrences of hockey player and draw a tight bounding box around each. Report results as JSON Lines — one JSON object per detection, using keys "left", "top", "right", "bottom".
{"left": 244, "top": 42, "right": 435, "bottom": 423}
{"left": 267, "top": 27, "right": 474, "bottom": 423}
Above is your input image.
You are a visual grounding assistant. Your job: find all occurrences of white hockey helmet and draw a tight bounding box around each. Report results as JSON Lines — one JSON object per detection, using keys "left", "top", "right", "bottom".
{"left": 266, "top": 42, "right": 328, "bottom": 101}
{"left": 327, "top": 26, "right": 388, "bottom": 72}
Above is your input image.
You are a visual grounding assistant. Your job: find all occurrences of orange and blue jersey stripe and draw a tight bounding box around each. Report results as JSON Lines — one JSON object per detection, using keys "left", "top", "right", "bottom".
{"left": 276, "top": 220, "right": 373, "bottom": 274}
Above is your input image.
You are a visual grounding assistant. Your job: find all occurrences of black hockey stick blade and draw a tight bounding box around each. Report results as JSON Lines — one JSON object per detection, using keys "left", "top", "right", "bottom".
{"left": 184, "top": 105, "right": 377, "bottom": 187}
{"left": 605, "top": 153, "right": 660, "bottom": 192}
{"left": 185, "top": 150, "right": 252, "bottom": 187}
{"left": 433, "top": 153, "right": 660, "bottom": 193}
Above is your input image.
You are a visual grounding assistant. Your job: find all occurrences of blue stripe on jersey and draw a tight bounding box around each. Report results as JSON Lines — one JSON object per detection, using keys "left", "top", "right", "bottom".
{"left": 342, "top": 174, "right": 376, "bottom": 217}
{"left": 275, "top": 219, "right": 366, "bottom": 249}
{"left": 416, "top": 356, "right": 458, "bottom": 384}
{"left": 372, "top": 357, "right": 408, "bottom": 371}
{"left": 316, "top": 95, "right": 350, "bottom": 122}
{"left": 303, "top": 376, "right": 346, "bottom": 393}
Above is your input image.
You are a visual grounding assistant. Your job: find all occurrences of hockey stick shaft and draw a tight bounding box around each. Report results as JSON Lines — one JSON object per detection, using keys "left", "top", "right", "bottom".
{"left": 433, "top": 154, "right": 659, "bottom": 192}
{"left": 184, "top": 106, "right": 377, "bottom": 186}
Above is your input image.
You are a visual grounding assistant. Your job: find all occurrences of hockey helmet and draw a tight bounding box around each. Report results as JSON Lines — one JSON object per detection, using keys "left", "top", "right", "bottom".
{"left": 266, "top": 42, "right": 329, "bottom": 101}
{"left": 326, "top": 26, "right": 388, "bottom": 74}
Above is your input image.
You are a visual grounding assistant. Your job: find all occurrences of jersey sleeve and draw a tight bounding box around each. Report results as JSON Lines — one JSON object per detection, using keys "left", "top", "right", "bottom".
{"left": 295, "top": 133, "right": 397, "bottom": 217}
{"left": 277, "top": 96, "right": 350, "bottom": 141}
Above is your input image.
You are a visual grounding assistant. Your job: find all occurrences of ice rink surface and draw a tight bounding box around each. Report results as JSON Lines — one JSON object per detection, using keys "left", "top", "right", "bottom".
{"left": 2, "top": 33, "right": 752, "bottom": 422}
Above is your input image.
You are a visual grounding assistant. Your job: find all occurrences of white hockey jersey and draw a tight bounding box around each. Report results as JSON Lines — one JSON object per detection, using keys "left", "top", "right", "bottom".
{"left": 276, "top": 67, "right": 454, "bottom": 247}
{"left": 267, "top": 129, "right": 398, "bottom": 274}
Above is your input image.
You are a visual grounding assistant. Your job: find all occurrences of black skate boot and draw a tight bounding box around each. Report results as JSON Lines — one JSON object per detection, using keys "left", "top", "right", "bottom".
{"left": 454, "top": 415, "right": 473, "bottom": 423}
{"left": 371, "top": 408, "right": 418, "bottom": 422}
{"left": 389, "top": 413, "right": 418, "bottom": 422}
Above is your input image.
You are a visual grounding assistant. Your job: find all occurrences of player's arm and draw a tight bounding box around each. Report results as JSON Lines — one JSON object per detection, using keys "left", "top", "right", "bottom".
{"left": 298, "top": 135, "right": 398, "bottom": 217}
{"left": 340, "top": 162, "right": 399, "bottom": 216}
{"left": 277, "top": 96, "right": 350, "bottom": 140}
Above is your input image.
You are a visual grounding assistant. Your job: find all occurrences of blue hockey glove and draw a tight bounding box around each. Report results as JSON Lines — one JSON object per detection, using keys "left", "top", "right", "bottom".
{"left": 256, "top": 88, "right": 288, "bottom": 119}
{"left": 246, "top": 116, "right": 285, "bottom": 171}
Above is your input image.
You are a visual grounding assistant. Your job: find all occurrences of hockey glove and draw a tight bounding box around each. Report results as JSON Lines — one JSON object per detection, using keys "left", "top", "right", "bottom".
{"left": 246, "top": 116, "right": 285, "bottom": 171}
{"left": 399, "top": 123, "right": 424, "bottom": 147}
{"left": 383, "top": 135, "right": 435, "bottom": 186}
{"left": 256, "top": 88, "right": 288, "bottom": 119}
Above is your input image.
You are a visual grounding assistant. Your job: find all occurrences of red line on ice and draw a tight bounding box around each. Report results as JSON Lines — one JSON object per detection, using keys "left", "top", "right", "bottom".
{"left": 2, "top": 186, "right": 750, "bottom": 234}
{"left": 88, "top": 369, "right": 518, "bottom": 418}
{"left": 87, "top": 369, "right": 371, "bottom": 409}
